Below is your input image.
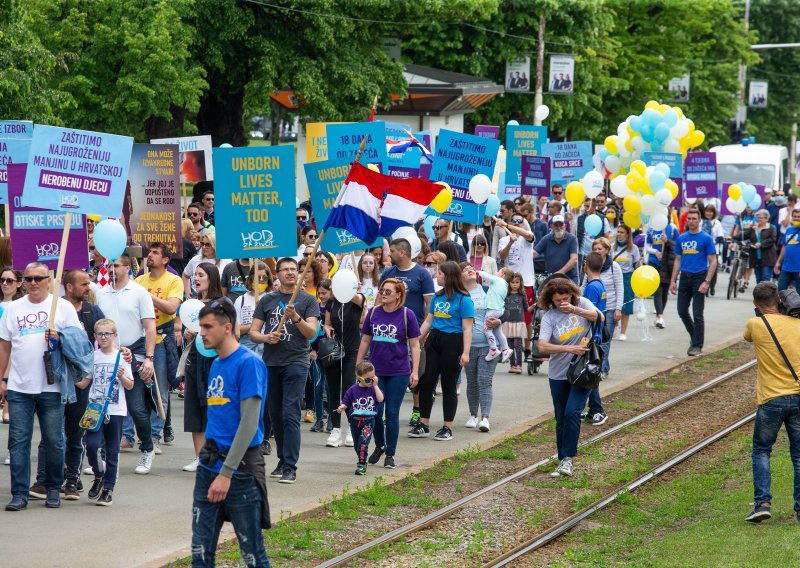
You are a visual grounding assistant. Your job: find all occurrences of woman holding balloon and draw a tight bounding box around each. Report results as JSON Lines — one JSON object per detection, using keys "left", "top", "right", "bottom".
{"left": 610, "top": 225, "right": 641, "bottom": 340}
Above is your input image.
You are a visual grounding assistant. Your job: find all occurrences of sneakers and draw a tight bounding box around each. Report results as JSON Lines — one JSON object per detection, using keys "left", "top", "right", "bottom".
{"left": 550, "top": 457, "right": 573, "bottom": 477}
{"left": 465, "top": 415, "right": 478, "bottom": 428}
{"left": 500, "top": 348, "right": 513, "bottom": 363}
{"left": 279, "top": 469, "right": 297, "bottom": 484}
{"left": 384, "top": 455, "right": 396, "bottom": 469}
{"left": 581, "top": 411, "right": 590, "bottom": 423}
{"left": 618, "top": 334, "right": 627, "bottom": 341}
{"left": 745, "top": 504, "right": 772, "bottom": 523}
{"left": 303, "top": 409, "right": 316, "bottom": 423}
{"left": 88, "top": 478, "right": 103, "bottom": 500}
{"left": 655, "top": 317, "right": 665, "bottom": 329}
{"left": 326, "top": 428, "right": 342, "bottom": 447}
{"left": 63, "top": 483, "right": 80, "bottom": 501}
{"left": 485, "top": 348, "right": 501, "bottom": 362}
{"left": 687, "top": 346, "right": 702, "bottom": 357}
{"left": 5, "top": 495, "right": 27, "bottom": 511}
{"left": 135, "top": 450, "right": 155, "bottom": 474}
{"left": 120, "top": 438, "right": 134, "bottom": 451}
{"left": 591, "top": 412, "right": 608, "bottom": 426}
{"left": 261, "top": 440, "right": 272, "bottom": 455}
{"left": 433, "top": 426, "right": 453, "bottom": 441}
{"left": 3, "top": 453, "right": 9, "bottom": 465}
{"left": 163, "top": 427, "right": 174, "bottom": 445}
{"left": 509, "top": 365, "right": 522, "bottom": 374}
{"left": 344, "top": 431, "right": 354, "bottom": 447}
{"left": 409, "top": 408, "right": 421, "bottom": 427}
{"left": 355, "top": 463, "right": 367, "bottom": 476}
{"left": 45, "top": 489, "right": 61, "bottom": 508}
{"left": 83, "top": 464, "right": 99, "bottom": 476}
{"left": 524, "top": 350, "right": 533, "bottom": 363}
{"left": 310, "top": 419, "right": 325, "bottom": 432}
{"left": 153, "top": 439, "right": 163, "bottom": 455}
{"left": 435, "top": 383, "right": 443, "bottom": 395}
{"left": 29, "top": 484, "right": 47, "bottom": 500}
{"left": 368, "top": 446, "right": 385, "bottom": 465}
{"left": 326, "top": 415, "right": 333, "bottom": 433}
{"left": 182, "top": 458, "right": 199, "bottom": 472}
{"left": 478, "top": 417, "right": 490, "bottom": 432}
{"left": 269, "top": 465, "right": 284, "bottom": 478}
{"left": 407, "top": 424, "right": 430, "bottom": 438}
{"left": 96, "top": 489, "right": 113, "bottom": 506}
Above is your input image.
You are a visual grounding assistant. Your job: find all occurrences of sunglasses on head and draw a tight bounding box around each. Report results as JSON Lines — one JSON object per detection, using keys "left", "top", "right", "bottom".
{"left": 24, "top": 275, "right": 49, "bottom": 283}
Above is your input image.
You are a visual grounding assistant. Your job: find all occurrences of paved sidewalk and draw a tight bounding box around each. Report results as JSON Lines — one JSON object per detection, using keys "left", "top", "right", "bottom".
{"left": 0, "top": 271, "right": 758, "bottom": 568}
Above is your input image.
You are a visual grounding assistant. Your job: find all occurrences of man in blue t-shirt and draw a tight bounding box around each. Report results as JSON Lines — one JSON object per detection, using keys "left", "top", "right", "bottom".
{"left": 532, "top": 215, "right": 579, "bottom": 282}
{"left": 775, "top": 208, "right": 800, "bottom": 291}
{"left": 191, "top": 299, "right": 270, "bottom": 568}
{"left": 669, "top": 209, "right": 718, "bottom": 356}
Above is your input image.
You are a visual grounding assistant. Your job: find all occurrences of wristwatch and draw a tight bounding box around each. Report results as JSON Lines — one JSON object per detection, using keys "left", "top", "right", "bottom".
{"left": 145, "top": 355, "right": 154, "bottom": 360}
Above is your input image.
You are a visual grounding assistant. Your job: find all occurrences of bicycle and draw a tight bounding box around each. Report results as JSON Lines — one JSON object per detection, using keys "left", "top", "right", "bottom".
{"left": 727, "top": 241, "right": 751, "bottom": 300}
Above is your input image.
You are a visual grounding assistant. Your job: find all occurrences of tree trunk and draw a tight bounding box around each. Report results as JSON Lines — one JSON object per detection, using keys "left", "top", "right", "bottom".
{"left": 196, "top": 87, "right": 247, "bottom": 147}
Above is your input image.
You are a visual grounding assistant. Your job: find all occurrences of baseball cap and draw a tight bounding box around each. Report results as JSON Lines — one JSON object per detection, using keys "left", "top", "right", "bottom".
{"left": 552, "top": 215, "right": 565, "bottom": 224}
{"left": 765, "top": 187, "right": 773, "bottom": 193}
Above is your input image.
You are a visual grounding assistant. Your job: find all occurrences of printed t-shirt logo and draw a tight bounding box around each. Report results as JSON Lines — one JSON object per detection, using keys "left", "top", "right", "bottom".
{"left": 681, "top": 240, "right": 699, "bottom": 255}
{"left": 241, "top": 229, "right": 277, "bottom": 251}
{"left": 372, "top": 322, "right": 399, "bottom": 343}
{"left": 17, "top": 310, "right": 48, "bottom": 336}
{"left": 433, "top": 300, "right": 452, "bottom": 318}
{"left": 207, "top": 374, "right": 230, "bottom": 406}
{"left": 555, "top": 314, "right": 585, "bottom": 342}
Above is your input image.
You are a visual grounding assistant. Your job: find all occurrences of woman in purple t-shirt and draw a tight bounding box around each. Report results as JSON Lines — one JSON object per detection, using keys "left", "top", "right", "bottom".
{"left": 356, "top": 278, "right": 421, "bottom": 469}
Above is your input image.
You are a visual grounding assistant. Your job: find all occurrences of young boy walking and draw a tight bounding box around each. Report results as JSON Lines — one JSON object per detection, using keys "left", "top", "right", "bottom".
{"left": 337, "top": 361, "right": 384, "bottom": 475}
{"left": 581, "top": 252, "right": 609, "bottom": 426}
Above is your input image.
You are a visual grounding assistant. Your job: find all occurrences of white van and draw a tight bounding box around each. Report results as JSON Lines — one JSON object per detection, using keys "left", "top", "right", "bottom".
{"left": 710, "top": 143, "right": 790, "bottom": 193}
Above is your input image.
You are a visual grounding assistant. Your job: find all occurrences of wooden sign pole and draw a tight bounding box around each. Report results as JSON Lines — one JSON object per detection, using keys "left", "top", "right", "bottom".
{"left": 48, "top": 212, "right": 73, "bottom": 329}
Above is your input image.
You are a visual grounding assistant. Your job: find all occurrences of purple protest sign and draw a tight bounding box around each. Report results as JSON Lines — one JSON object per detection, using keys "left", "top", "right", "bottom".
{"left": 685, "top": 152, "right": 718, "bottom": 199}
{"left": 720, "top": 183, "right": 765, "bottom": 216}
{"left": 474, "top": 125, "right": 500, "bottom": 140}
{"left": 8, "top": 163, "right": 88, "bottom": 271}
{"left": 521, "top": 155, "right": 551, "bottom": 197}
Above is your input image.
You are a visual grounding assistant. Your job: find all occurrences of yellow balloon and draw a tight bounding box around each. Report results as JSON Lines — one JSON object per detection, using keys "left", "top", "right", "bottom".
{"left": 623, "top": 193, "right": 642, "bottom": 216}
{"left": 631, "top": 160, "right": 646, "bottom": 177}
{"left": 430, "top": 187, "right": 453, "bottom": 214}
{"left": 631, "top": 265, "right": 661, "bottom": 298}
{"left": 645, "top": 100, "right": 660, "bottom": 111}
{"left": 687, "top": 119, "right": 695, "bottom": 134}
{"left": 626, "top": 123, "right": 635, "bottom": 137}
{"left": 665, "top": 179, "right": 679, "bottom": 199}
{"left": 624, "top": 137, "right": 634, "bottom": 153}
{"left": 626, "top": 171, "right": 643, "bottom": 191}
{"left": 658, "top": 104, "right": 670, "bottom": 115}
{"left": 623, "top": 210, "right": 642, "bottom": 229}
{"left": 690, "top": 130, "right": 705, "bottom": 147}
{"left": 728, "top": 184, "right": 742, "bottom": 201}
{"left": 673, "top": 106, "right": 684, "bottom": 119}
{"left": 565, "top": 181, "right": 585, "bottom": 209}
{"left": 604, "top": 135, "right": 619, "bottom": 155}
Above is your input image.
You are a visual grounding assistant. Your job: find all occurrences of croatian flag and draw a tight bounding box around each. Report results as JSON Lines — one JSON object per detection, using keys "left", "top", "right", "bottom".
{"left": 387, "top": 138, "right": 434, "bottom": 163}
{"left": 324, "top": 162, "right": 395, "bottom": 244}
{"left": 379, "top": 177, "right": 442, "bottom": 237}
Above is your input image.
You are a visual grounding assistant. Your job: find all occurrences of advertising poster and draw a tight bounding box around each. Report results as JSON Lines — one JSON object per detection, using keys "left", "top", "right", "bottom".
{"left": 0, "top": 121, "right": 33, "bottom": 139}
{"left": 521, "top": 156, "right": 551, "bottom": 197}
{"left": 326, "top": 121, "right": 388, "bottom": 169}
{"left": 684, "top": 152, "right": 718, "bottom": 199}
{"left": 541, "top": 141, "right": 593, "bottom": 188}
{"left": 212, "top": 146, "right": 296, "bottom": 259}
{"left": 505, "top": 56, "right": 531, "bottom": 92}
{"left": 548, "top": 54, "right": 575, "bottom": 94}
{"left": 749, "top": 81, "right": 768, "bottom": 108}
{"left": 305, "top": 158, "right": 381, "bottom": 254}
{"left": 8, "top": 164, "right": 87, "bottom": 271}
{"left": 642, "top": 151, "right": 684, "bottom": 208}
{"left": 0, "top": 138, "right": 31, "bottom": 204}
{"left": 127, "top": 143, "right": 182, "bottom": 255}
{"left": 503, "top": 125, "right": 547, "bottom": 199}
{"left": 21, "top": 125, "right": 134, "bottom": 218}
{"left": 150, "top": 135, "right": 214, "bottom": 182}
{"left": 427, "top": 129, "right": 500, "bottom": 223}
{"left": 668, "top": 75, "right": 690, "bottom": 103}
{"left": 721, "top": 183, "right": 766, "bottom": 216}
{"left": 475, "top": 125, "right": 500, "bottom": 140}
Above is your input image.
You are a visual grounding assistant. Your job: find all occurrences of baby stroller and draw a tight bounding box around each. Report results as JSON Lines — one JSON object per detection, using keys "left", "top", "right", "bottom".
{"left": 527, "top": 272, "right": 566, "bottom": 375}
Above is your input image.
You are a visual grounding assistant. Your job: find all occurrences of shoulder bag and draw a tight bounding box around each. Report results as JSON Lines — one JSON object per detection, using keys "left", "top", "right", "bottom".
{"left": 79, "top": 350, "right": 123, "bottom": 432}
{"left": 566, "top": 321, "right": 604, "bottom": 389}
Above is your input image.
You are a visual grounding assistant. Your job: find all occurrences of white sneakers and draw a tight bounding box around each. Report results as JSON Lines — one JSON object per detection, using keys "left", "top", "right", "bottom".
{"left": 550, "top": 457, "right": 573, "bottom": 477}
{"left": 655, "top": 317, "right": 665, "bottom": 329}
{"left": 182, "top": 457, "right": 198, "bottom": 472}
{"left": 344, "top": 431, "right": 354, "bottom": 447}
{"left": 4, "top": 453, "right": 9, "bottom": 466}
{"left": 618, "top": 334, "right": 627, "bottom": 341}
{"left": 326, "top": 428, "right": 342, "bottom": 447}
{"left": 485, "top": 348, "right": 501, "bottom": 362}
{"left": 135, "top": 450, "right": 155, "bottom": 474}
{"left": 477, "top": 417, "right": 490, "bottom": 432}
{"left": 465, "top": 416, "right": 478, "bottom": 428}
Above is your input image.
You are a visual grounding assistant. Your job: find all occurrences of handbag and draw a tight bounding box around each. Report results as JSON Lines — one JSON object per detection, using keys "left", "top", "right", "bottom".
{"left": 317, "top": 336, "right": 344, "bottom": 368}
{"left": 79, "top": 350, "right": 123, "bottom": 432}
{"left": 566, "top": 323, "right": 604, "bottom": 389}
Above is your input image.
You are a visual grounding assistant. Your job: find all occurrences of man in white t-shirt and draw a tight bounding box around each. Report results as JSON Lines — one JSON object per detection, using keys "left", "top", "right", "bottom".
{"left": 497, "top": 213, "right": 537, "bottom": 360}
{"left": 0, "top": 262, "right": 82, "bottom": 511}
{"left": 97, "top": 254, "right": 158, "bottom": 475}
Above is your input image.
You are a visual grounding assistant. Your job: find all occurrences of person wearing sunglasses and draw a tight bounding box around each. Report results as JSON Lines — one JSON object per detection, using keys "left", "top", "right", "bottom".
{"left": 201, "top": 190, "right": 216, "bottom": 225}
{"left": 551, "top": 183, "right": 565, "bottom": 205}
{"left": 182, "top": 233, "right": 231, "bottom": 299}
{"left": 96, "top": 254, "right": 159, "bottom": 476}
{"left": 296, "top": 207, "right": 310, "bottom": 228}
{"left": 1, "top": 262, "right": 84, "bottom": 511}
{"left": 468, "top": 235, "right": 497, "bottom": 277}
{"left": 491, "top": 199, "right": 519, "bottom": 258}
{"left": 250, "top": 257, "right": 320, "bottom": 484}
{"left": 429, "top": 221, "right": 468, "bottom": 263}
{"left": 186, "top": 202, "right": 215, "bottom": 236}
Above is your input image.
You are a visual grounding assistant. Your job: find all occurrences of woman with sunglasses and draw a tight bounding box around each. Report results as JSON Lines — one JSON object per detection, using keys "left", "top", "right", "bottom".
{"left": 0, "top": 268, "right": 22, "bottom": 439}
{"left": 182, "top": 233, "right": 230, "bottom": 298}
{"left": 468, "top": 235, "right": 497, "bottom": 276}
{"left": 410, "top": 261, "right": 474, "bottom": 441}
{"left": 357, "top": 278, "right": 420, "bottom": 468}
{"left": 181, "top": 263, "right": 225, "bottom": 472}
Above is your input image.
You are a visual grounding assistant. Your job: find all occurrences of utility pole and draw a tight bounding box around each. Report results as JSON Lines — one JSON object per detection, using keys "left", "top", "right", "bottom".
{"left": 533, "top": 15, "right": 545, "bottom": 126}
{"left": 791, "top": 121, "right": 797, "bottom": 190}
{"left": 736, "top": 0, "right": 751, "bottom": 134}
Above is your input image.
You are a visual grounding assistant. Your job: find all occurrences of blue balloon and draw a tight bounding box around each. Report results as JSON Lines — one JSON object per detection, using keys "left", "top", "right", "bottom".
{"left": 649, "top": 171, "right": 667, "bottom": 191}
{"left": 485, "top": 194, "right": 500, "bottom": 217}
{"left": 663, "top": 108, "right": 678, "bottom": 127}
{"left": 93, "top": 220, "right": 127, "bottom": 261}
{"left": 599, "top": 148, "right": 610, "bottom": 161}
{"left": 630, "top": 116, "right": 642, "bottom": 132}
{"left": 423, "top": 215, "right": 438, "bottom": 239}
{"left": 748, "top": 194, "right": 762, "bottom": 210}
{"left": 640, "top": 124, "right": 655, "bottom": 143}
{"left": 507, "top": 120, "right": 520, "bottom": 126}
{"left": 585, "top": 214, "right": 603, "bottom": 237}
{"left": 195, "top": 334, "right": 217, "bottom": 358}
{"left": 741, "top": 183, "right": 757, "bottom": 204}
{"left": 654, "top": 122, "right": 671, "bottom": 143}
{"left": 650, "top": 140, "right": 664, "bottom": 153}
{"left": 642, "top": 108, "right": 661, "bottom": 126}
{"left": 655, "top": 163, "right": 671, "bottom": 177}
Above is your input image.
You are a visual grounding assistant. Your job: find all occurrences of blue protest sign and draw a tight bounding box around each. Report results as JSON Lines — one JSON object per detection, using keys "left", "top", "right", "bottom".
{"left": 21, "top": 125, "right": 134, "bottom": 218}
{"left": 642, "top": 151, "right": 684, "bottom": 207}
{"left": 541, "top": 141, "right": 593, "bottom": 188}
{"left": 0, "top": 121, "right": 33, "bottom": 139}
{"left": 212, "top": 146, "right": 296, "bottom": 259}
{"left": 0, "top": 138, "right": 31, "bottom": 204}
{"left": 521, "top": 156, "right": 551, "bottom": 197}
{"left": 305, "top": 158, "right": 382, "bottom": 254}
{"left": 502, "top": 125, "right": 547, "bottom": 199}
{"left": 684, "top": 152, "right": 717, "bottom": 199}
{"left": 428, "top": 129, "right": 500, "bottom": 223}
{"left": 326, "top": 121, "right": 387, "bottom": 169}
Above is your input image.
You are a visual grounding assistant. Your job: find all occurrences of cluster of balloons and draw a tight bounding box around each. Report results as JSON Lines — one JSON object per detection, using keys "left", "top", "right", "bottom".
{"left": 424, "top": 172, "right": 496, "bottom": 239}
{"left": 726, "top": 182, "right": 762, "bottom": 214}
{"left": 599, "top": 100, "right": 705, "bottom": 177}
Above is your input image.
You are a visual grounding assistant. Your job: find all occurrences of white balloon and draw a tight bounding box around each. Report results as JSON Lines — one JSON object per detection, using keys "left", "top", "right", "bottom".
{"left": 583, "top": 170, "right": 604, "bottom": 198}
{"left": 640, "top": 194, "right": 658, "bottom": 215}
{"left": 468, "top": 174, "right": 492, "bottom": 204}
{"left": 631, "top": 137, "right": 646, "bottom": 151}
{"left": 610, "top": 175, "right": 630, "bottom": 198}
{"left": 663, "top": 138, "right": 680, "bottom": 153}
{"left": 617, "top": 122, "right": 628, "bottom": 137}
{"left": 331, "top": 269, "right": 359, "bottom": 303}
{"left": 655, "top": 188, "right": 673, "bottom": 206}
{"left": 535, "top": 105, "right": 550, "bottom": 121}
{"left": 179, "top": 299, "right": 206, "bottom": 333}
{"left": 726, "top": 197, "right": 744, "bottom": 214}
{"left": 685, "top": 196, "right": 697, "bottom": 205}
{"left": 507, "top": 120, "right": 520, "bottom": 126}
{"left": 392, "top": 226, "right": 417, "bottom": 241}
{"left": 650, "top": 213, "right": 668, "bottom": 231}
{"left": 604, "top": 155, "right": 621, "bottom": 174}
{"left": 405, "top": 233, "right": 422, "bottom": 257}
{"left": 671, "top": 121, "right": 690, "bottom": 139}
